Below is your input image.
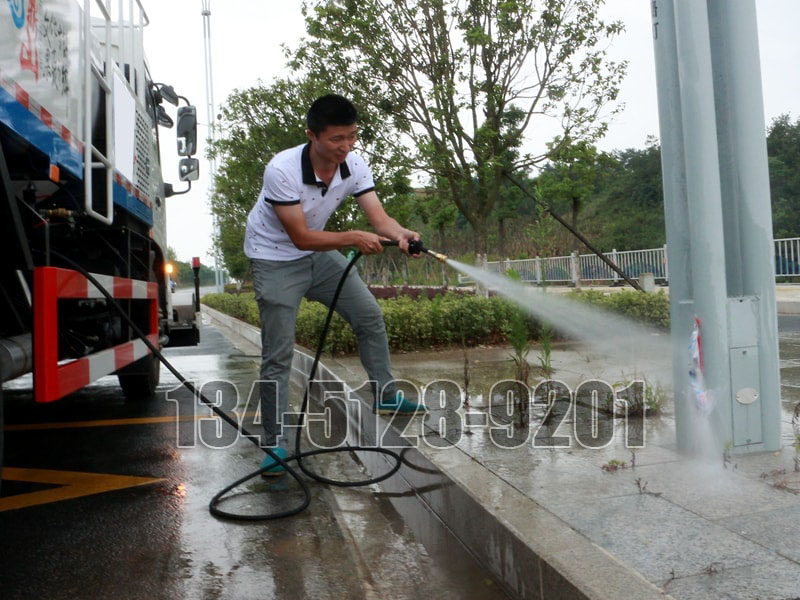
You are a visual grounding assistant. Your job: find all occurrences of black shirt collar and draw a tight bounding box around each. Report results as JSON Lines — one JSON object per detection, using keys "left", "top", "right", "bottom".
{"left": 301, "top": 143, "right": 351, "bottom": 187}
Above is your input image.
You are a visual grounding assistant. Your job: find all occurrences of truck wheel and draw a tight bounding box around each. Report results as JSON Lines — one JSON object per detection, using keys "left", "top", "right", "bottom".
{"left": 117, "top": 352, "right": 160, "bottom": 401}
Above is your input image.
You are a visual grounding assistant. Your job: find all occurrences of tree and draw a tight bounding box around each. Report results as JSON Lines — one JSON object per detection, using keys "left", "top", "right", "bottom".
{"left": 207, "top": 79, "right": 311, "bottom": 281}
{"left": 295, "top": 0, "right": 626, "bottom": 255}
{"left": 767, "top": 114, "right": 800, "bottom": 238}
{"left": 207, "top": 76, "right": 414, "bottom": 281}
{"left": 535, "top": 137, "right": 606, "bottom": 252}
{"left": 581, "top": 140, "right": 665, "bottom": 251}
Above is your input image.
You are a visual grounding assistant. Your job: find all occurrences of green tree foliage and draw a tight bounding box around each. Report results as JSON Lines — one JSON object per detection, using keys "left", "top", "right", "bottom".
{"left": 577, "top": 140, "right": 665, "bottom": 251}
{"left": 767, "top": 114, "right": 800, "bottom": 238}
{"left": 535, "top": 138, "right": 608, "bottom": 251}
{"left": 295, "top": 0, "right": 627, "bottom": 255}
{"left": 207, "top": 79, "right": 315, "bottom": 281}
{"left": 415, "top": 180, "right": 459, "bottom": 253}
{"left": 169, "top": 259, "right": 217, "bottom": 287}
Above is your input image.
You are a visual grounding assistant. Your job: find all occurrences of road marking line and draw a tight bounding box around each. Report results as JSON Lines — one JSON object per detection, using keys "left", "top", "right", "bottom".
{"left": 0, "top": 468, "right": 165, "bottom": 512}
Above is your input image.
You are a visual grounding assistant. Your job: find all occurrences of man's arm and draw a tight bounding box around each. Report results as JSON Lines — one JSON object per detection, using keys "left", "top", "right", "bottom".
{"left": 273, "top": 203, "right": 386, "bottom": 254}
{"left": 357, "top": 191, "right": 420, "bottom": 255}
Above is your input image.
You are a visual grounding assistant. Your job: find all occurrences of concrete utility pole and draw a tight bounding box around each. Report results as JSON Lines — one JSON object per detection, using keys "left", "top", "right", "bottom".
{"left": 201, "top": 0, "right": 223, "bottom": 293}
{"left": 652, "top": 0, "right": 781, "bottom": 454}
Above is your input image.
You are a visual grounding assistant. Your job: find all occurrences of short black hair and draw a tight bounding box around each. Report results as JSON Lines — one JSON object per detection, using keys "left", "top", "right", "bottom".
{"left": 306, "top": 94, "right": 358, "bottom": 135}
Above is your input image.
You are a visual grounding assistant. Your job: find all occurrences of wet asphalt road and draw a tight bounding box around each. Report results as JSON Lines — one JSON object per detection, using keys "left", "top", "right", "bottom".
{"left": 0, "top": 315, "right": 508, "bottom": 599}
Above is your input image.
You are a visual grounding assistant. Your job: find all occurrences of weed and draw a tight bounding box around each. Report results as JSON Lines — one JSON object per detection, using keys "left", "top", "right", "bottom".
{"left": 537, "top": 322, "right": 554, "bottom": 380}
{"left": 634, "top": 477, "right": 663, "bottom": 497}
{"left": 609, "top": 375, "right": 668, "bottom": 416}
{"left": 702, "top": 562, "right": 722, "bottom": 575}
{"left": 506, "top": 309, "right": 531, "bottom": 385}
{"left": 602, "top": 459, "right": 627, "bottom": 473}
{"left": 795, "top": 434, "right": 800, "bottom": 473}
{"left": 663, "top": 568, "right": 676, "bottom": 590}
{"left": 535, "top": 321, "right": 556, "bottom": 425}
{"left": 771, "top": 478, "right": 800, "bottom": 495}
{"left": 723, "top": 441, "right": 733, "bottom": 470}
{"left": 760, "top": 468, "right": 787, "bottom": 480}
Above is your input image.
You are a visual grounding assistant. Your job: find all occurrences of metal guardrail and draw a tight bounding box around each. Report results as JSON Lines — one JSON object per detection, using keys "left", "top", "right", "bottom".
{"left": 458, "top": 237, "right": 800, "bottom": 284}
{"left": 775, "top": 237, "right": 800, "bottom": 277}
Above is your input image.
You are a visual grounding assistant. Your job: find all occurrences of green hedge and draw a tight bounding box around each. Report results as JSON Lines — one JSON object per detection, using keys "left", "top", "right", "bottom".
{"left": 566, "top": 289, "right": 671, "bottom": 329}
{"left": 202, "top": 288, "right": 670, "bottom": 354}
{"left": 202, "top": 291, "right": 535, "bottom": 354}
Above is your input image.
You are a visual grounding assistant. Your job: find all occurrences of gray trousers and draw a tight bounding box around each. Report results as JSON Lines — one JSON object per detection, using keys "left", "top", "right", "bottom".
{"left": 251, "top": 251, "right": 396, "bottom": 449}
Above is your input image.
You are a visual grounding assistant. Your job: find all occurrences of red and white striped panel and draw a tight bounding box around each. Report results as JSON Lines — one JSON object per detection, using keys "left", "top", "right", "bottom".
{"left": 48, "top": 267, "right": 157, "bottom": 300}
{"left": 85, "top": 336, "right": 158, "bottom": 382}
{"left": 113, "top": 171, "right": 152, "bottom": 209}
{"left": 0, "top": 68, "right": 84, "bottom": 156}
{"left": 34, "top": 267, "right": 159, "bottom": 403}
{"left": 1, "top": 68, "right": 151, "bottom": 208}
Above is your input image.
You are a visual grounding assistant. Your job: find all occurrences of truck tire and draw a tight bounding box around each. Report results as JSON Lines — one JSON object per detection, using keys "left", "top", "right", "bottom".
{"left": 117, "top": 352, "right": 160, "bottom": 401}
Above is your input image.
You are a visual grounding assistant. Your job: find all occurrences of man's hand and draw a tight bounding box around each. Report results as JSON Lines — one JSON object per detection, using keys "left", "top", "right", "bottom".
{"left": 358, "top": 192, "right": 421, "bottom": 257}
{"left": 351, "top": 231, "right": 388, "bottom": 255}
{"left": 398, "top": 230, "right": 422, "bottom": 258}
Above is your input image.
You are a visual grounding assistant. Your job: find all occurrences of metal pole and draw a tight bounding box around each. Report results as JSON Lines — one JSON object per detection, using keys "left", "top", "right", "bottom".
{"left": 707, "top": 0, "right": 781, "bottom": 451}
{"left": 201, "top": 0, "right": 223, "bottom": 293}
{"left": 651, "top": 0, "right": 696, "bottom": 451}
{"left": 672, "top": 0, "right": 733, "bottom": 454}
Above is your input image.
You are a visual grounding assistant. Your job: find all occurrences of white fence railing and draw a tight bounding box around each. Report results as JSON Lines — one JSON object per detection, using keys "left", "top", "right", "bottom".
{"left": 459, "top": 237, "right": 800, "bottom": 285}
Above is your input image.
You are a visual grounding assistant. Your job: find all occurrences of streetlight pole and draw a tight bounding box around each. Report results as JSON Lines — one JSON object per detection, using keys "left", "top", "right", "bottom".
{"left": 201, "top": 0, "right": 223, "bottom": 293}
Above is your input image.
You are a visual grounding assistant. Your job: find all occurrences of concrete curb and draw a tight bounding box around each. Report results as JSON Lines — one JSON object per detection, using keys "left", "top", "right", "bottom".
{"left": 201, "top": 304, "right": 671, "bottom": 599}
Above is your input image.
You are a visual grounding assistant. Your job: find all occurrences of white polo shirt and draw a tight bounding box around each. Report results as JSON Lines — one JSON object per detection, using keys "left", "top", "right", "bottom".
{"left": 244, "top": 143, "right": 376, "bottom": 261}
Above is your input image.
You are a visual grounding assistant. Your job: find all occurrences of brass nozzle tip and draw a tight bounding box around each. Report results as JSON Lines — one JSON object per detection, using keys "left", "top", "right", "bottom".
{"left": 428, "top": 250, "right": 448, "bottom": 263}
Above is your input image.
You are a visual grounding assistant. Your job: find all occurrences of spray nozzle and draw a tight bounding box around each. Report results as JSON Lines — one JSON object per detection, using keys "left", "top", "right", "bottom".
{"left": 380, "top": 239, "right": 448, "bottom": 262}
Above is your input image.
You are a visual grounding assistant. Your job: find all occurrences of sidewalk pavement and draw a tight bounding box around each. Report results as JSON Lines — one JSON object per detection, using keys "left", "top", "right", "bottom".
{"left": 204, "top": 301, "right": 800, "bottom": 600}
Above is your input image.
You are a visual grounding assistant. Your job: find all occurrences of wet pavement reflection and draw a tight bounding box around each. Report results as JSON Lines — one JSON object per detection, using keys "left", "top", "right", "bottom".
{"left": 1, "top": 321, "right": 508, "bottom": 599}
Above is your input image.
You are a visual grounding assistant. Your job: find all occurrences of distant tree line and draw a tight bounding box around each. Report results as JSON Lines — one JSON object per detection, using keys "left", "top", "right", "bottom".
{"left": 166, "top": 248, "right": 218, "bottom": 287}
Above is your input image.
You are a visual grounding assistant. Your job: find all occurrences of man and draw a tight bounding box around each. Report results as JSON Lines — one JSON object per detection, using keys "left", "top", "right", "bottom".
{"left": 244, "top": 94, "right": 426, "bottom": 475}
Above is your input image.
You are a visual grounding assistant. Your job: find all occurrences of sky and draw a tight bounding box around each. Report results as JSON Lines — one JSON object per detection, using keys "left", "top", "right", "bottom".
{"left": 141, "top": 1, "right": 800, "bottom": 264}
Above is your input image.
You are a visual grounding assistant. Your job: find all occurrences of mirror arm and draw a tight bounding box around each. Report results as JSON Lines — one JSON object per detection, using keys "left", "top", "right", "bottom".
{"left": 163, "top": 181, "right": 192, "bottom": 198}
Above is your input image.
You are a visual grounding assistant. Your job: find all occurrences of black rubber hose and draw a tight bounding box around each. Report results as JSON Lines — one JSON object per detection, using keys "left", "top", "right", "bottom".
{"left": 44, "top": 249, "right": 405, "bottom": 521}
{"left": 290, "top": 249, "right": 402, "bottom": 487}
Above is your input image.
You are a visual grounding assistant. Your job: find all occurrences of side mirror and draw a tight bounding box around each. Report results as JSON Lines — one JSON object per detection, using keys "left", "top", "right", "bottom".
{"left": 176, "top": 106, "right": 197, "bottom": 156}
{"left": 157, "top": 105, "right": 174, "bottom": 128}
{"left": 179, "top": 157, "right": 200, "bottom": 182}
{"left": 158, "top": 84, "right": 179, "bottom": 106}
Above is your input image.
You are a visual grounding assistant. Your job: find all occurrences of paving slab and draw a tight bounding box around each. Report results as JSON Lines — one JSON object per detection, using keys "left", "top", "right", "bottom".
{"left": 550, "top": 494, "right": 777, "bottom": 582}
{"left": 718, "top": 504, "right": 800, "bottom": 564}
{"left": 660, "top": 558, "right": 800, "bottom": 600}
{"left": 329, "top": 328, "right": 800, "bottom": 598}
{"left": 203, "top": 305, "right": 800, "bottom": 600}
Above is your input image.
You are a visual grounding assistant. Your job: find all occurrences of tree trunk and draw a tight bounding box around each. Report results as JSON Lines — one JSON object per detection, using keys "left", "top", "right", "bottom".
{"left": 571, "top": 196, "right": 580, "bottom": 252}
{"left": 498, "top": 217, "right": 506, "bottom": 265}
{"left": 473, "top": 220, "right": 489, "bottom": 258}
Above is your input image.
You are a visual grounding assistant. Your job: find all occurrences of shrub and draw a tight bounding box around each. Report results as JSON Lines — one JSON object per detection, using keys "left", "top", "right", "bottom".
{"left": 566, "top": 289, "right": 670, "bottom": 329}
{"left": 202, "top": 292, "right": 260, "bottom": 326}
{"left": 202, "top": 287, "right": 669, "bottom": 356}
